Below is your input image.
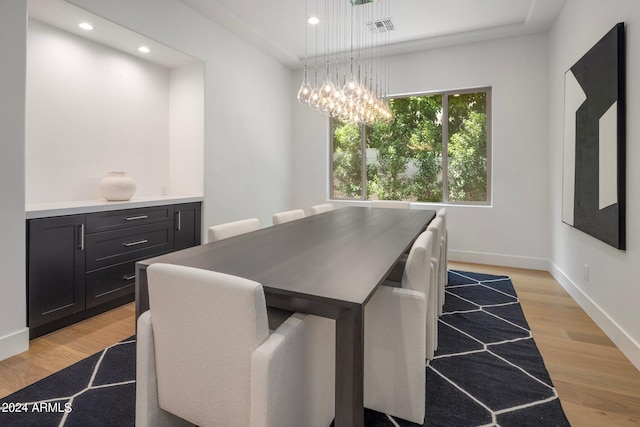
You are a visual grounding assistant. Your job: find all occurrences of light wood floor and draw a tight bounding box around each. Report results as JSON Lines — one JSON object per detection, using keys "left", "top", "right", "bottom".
{"left": 1, "top": 263, "right": 639, "bottom": 426}
{"left": 0, "top": 302, "right": 135, "bottom": 399}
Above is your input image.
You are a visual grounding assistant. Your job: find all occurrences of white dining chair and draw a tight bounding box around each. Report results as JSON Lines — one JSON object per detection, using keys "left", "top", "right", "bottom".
{"left": 426, "top": 216, "right": 443, "bottom": 352}
{"left": 207, "top": 218, "right": 260, "bottom": 242}
{"left": 371, "top": 200, "right": 410, "bottom": 209}
{"left": 136, "top": 263, "right": 335, "bottom": 427}
{"left": 363, "top": 230, "right": 433, "bottom": 425}
{"left": 272, "top": 209, "right": 306, "bottom": 225}
{"left": 310, "top": 203, "right": 334, "bottom": 215}
{"left": 436, "top": 208, "right": 448, "bottom": 315}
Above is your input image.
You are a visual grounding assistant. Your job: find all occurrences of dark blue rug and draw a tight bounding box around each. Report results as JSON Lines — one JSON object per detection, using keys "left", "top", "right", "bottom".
{"left": 0, "top": 270, "right": 570, "bottom": 426}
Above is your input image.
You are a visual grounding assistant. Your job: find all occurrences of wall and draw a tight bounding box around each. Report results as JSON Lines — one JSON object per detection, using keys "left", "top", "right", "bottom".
{"left": 67, "top": 0, "right": 294, "bottom": 235}
{"left": 169, "top": 63, "right": 204, "bottom": 197}
{"left": 26, "top": 19, "right": 171, "bottom": 203}
{"left": 292, "top": 33, "right": 551, "bottom": 269}
{"left": 548, "top": 0, "right": 640, "bottom": 368}
{"left": 0, "top": 0, "right": 29, "bottom": 361}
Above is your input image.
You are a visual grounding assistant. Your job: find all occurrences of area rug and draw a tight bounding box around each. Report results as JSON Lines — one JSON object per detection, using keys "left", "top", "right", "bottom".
{"left": 0, "top": 270, "right": 570, "bottom": 426}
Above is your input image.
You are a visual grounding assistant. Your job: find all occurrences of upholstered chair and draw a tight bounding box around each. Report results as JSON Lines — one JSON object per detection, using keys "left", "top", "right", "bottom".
{"left": 272, "top": 209, "right": 306, "bottom": 225}
{"left": 136, "top": 263, "right": 335, "bottom": 427}
{"left": 363, "top": 230, "right": 433, "bottom": 424}
{"left": 426, "top": 216, "right": 444, "bottom": 350}
{"left": 310, "top": 203, "right": 334, "bottom": 215}
{"left": 207, "top": 218, "right": 260, "bottom": 242}
{"left": 436, "top": 208, "right": 448, "bottom": 315}
{"left": 370, "top": 200, "right": 410, "bottom": 209}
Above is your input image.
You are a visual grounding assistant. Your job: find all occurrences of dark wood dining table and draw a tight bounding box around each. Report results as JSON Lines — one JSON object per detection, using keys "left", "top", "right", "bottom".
{"left": 135, "top": 206, "right": 435, "bottom": 427}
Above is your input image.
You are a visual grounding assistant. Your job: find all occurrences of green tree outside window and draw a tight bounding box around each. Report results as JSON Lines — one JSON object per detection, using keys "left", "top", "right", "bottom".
{"left": 331, "top": 88, "right": 489, "bottom": 204}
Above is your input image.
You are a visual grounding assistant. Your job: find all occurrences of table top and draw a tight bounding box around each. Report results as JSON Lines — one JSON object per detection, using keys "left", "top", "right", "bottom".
{"left": 138, "top": 206, "right": 435, "bottom": 308}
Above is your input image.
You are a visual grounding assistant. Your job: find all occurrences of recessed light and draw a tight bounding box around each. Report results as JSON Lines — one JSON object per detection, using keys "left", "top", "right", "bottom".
{"left": 138, "top": 46, "right": 150, "bottom": 53}
{"left": 78, "top": 22, "right": 94, "bottom": 31}
{"left": 307, "top": 16, "right": 320, "bottom": 25}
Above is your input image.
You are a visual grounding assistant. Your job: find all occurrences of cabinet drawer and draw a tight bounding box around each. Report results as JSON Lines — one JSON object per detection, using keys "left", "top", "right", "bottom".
{"left": 85, "top": 222, "right": 174, "bottom": 271}
{"left": 85, "top": 261, "right": 137, "bottom": 309}
{"left": 86, "top": 205, "right": 174, "bottom": 233}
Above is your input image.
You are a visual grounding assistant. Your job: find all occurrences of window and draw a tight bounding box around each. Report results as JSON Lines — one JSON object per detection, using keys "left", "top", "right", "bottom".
{"left": 331, "top": 88, "right": 491, "bottom": 204}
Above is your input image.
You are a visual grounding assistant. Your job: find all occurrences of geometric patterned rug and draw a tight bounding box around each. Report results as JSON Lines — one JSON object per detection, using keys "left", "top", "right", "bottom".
{"left": 0, "top": 270, "right": 570, "bottom": 427}
{"left": 0, "top": 338, "right": 135, "bottom": 427}
{"left": 364, "top": 270, "right": 571, "bottom": 426}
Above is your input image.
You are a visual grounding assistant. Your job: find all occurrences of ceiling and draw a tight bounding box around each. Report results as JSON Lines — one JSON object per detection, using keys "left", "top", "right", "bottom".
{"left": 27, "top": 0, "right": 565, "bottom": 69}
{"left": 28, "top": 0, "right": 199, "bottom": 68}
{"left": 178, "top": 0, "right": 566, "bottom": 67}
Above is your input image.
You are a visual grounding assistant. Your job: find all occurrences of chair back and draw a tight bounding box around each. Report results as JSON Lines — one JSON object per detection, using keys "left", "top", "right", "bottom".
{"left": 437, "top": 208, "right": 447, "bottom": 228}
{"left": 427, "top": 216, "right": 443, "bottom": 260}
{"left": 208, "top": 218, "right": 260, "bottom": 242}
{"left": 310, "top": 203, "right": 334, "bottom": 215}
{"left": 371, "top": 200, "right": 410, "bottom": 209}
{"left": 147, "top": 263, "right": 269, "bottom": 426}
{"left": 402, "top": 230, "right": 433, "bottom": 295}
{"left": 273, "top": 209, "right": 306, "bottom": 225}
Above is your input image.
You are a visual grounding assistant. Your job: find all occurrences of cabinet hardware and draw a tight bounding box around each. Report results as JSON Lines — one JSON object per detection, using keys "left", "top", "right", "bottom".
{"left": 79, "top": 224, "right": 85, "bottom": 250}
{"left": 125, "top": 215, "right": 148, "bottom": 221}
{"left": 176, "top": 211, "right": 182, "bottom": 231}
{"left": 123, "top": 274, "right": 136, "bottom": 281}
{"left": 123, "top": 239, "right": 149, "bottom": 247}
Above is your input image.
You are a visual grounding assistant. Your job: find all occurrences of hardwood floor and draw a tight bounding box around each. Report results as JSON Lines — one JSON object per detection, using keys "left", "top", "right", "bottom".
{"left": 0, "top": 302, "right": 135, "bottom": 399}
{"left": 1, "top": 264, "right": 639, "bottom": 426}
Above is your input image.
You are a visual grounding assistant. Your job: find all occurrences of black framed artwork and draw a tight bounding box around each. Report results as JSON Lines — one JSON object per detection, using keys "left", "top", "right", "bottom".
{"left": 562, "top": 23, "right": 626, "bottom": 249}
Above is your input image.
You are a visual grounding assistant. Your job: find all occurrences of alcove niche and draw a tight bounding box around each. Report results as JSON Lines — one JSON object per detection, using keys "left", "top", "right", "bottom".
{"left": 26, "top": 0, "right": 204, "bottom": 206}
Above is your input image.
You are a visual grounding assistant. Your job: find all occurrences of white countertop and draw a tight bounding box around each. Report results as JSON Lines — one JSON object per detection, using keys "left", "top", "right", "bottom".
{"left": 26, "top": 195, "right": 203, "bottom": 219}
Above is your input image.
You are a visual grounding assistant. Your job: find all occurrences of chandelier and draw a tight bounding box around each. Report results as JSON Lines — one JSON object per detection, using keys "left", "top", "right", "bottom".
{"left": 297, "top": 0, "right": 393, "bottom": 125}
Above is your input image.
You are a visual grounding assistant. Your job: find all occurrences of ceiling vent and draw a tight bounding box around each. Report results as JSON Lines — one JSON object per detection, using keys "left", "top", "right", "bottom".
{"left": 366, "top": 18, "right": 395, "bottom": 34}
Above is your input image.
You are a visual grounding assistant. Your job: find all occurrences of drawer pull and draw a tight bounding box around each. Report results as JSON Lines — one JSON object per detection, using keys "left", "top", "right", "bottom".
{"left": 125, "top": 215, "right": 149, "bottom": 221}
{"left": 123, "top": 274, "right": 136, "bottom": 281}
{"left": 123, "top": 239, "right": 149, "bottom": 247}
{"left": 78, "top": 224, "right": 85, "bottom": 251}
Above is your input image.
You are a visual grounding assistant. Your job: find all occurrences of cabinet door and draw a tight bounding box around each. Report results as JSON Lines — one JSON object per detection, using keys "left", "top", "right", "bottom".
{"left": 28, "top": 215, "right": 85, "bottom": 328}
{"left": 174, "top": 202, "right": 202, "bottom": 250}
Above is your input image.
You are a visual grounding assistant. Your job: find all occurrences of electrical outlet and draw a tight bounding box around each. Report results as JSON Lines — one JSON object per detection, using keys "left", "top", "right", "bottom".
{"left": 583, "top": 264, "right": 590, "bottom": 282}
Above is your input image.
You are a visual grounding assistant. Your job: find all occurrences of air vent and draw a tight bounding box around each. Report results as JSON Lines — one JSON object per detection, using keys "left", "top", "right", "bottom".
{"left": 366, "top": 18, "right": 395, "bottom": 33}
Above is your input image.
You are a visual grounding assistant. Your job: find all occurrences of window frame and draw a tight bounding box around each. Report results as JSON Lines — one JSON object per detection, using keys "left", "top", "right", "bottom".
{"left": 329, "top": 86, "right": 492, "bottom": 205}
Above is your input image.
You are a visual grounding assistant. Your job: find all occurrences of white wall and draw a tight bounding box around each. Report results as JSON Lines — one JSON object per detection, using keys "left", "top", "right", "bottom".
{"left": 169, "top": 63, "right": 204, "bottom": 197}
{"left": 548, "top": 0, "right": 640, "bottom": 368}
{"left": 292, "top": 33, "right": 551, "bottom": 268}
{"left": 66, "top": 0, "right": 294, "bottom": 234}
{"left": 26, "top": 19, "right": 171, "bottom": 203}
{"left": 0, "top": 0, "right": 29, "bottom": 361}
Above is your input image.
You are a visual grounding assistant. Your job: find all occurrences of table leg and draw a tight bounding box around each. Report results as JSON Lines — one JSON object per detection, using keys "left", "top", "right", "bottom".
{"left": 335, "top": 305, "right": 364, "bottom": 427}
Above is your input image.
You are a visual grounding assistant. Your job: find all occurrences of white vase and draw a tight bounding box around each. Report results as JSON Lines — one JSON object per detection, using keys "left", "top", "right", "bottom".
{"left": 99, "top": 171, "right": 137, "bottom": 201}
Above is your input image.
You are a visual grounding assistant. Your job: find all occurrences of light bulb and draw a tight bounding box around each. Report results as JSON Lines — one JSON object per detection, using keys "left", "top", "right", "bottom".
{"left": 297, "top": 65, "right": 313, "bottom": 105}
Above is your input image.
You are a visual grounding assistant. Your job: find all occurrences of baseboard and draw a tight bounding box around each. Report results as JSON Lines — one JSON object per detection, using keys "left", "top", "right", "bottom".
{"left": 449, "top": 250, "right": 640, "bottom": 371}
{"left": 548, "top": 263, "right": 640, "bottom": 371}
{"left": 449, "top": 250, "right": 551, "bottom": 271}
{"left": 0, "top": 327, "right": 29, "bottom": 362}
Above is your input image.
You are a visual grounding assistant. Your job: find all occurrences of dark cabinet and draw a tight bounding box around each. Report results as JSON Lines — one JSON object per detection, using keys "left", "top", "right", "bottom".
{"left": 27, "top": 201, "right": 201, "bottom": 338}
{"left": 174, "top": 202, "right": 202, "bottom": 250}
{"left": 28, "top": 215, "right": 86, "bottom": 329}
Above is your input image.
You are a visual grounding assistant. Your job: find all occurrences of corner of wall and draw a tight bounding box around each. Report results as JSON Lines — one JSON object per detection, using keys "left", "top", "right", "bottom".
{"left": 548, "top": 262, "right": 640, "bottom": 371}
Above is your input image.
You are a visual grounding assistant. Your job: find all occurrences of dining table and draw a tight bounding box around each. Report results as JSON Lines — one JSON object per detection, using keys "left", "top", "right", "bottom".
{"left": 135, "top": 205, "right": 436, "bottom": 427}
